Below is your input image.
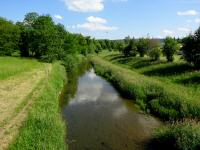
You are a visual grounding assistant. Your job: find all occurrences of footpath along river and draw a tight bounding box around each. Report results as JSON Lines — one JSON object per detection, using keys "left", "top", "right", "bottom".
{"left": 60, "top": 68, "right": 162, "bottom": 150}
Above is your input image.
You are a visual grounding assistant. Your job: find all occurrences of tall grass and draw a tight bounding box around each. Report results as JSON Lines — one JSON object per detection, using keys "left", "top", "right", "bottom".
{"left": 9, "top": 62, "right": 67, "bottom": 150}
{"left": 91, "top": 56, "right": 200, "bottom": 120}
{"left": 151, "top": 121, "right": 200, "bottom": 150}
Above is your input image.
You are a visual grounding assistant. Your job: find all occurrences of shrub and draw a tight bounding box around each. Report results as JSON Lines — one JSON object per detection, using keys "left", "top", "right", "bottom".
{"left": 148, "top": 47, "right": 162, "bottom": 61}
{"left": 137, "top": 38, "right": 149, "bottom": 57}
{"left": 62, "top": 55, "right": 78, "bottom": 72}
{"left": 163, "top": 37, "right": 179, "bottom": 62}
{"left": 182, "top": 27, "right": 200, "bottom": 68}
{"left": 123, "top": 38, "right": 137, "bottom": 56}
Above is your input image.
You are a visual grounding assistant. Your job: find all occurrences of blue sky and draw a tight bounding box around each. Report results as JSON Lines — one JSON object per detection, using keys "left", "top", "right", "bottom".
{"left": 0, "top": 0, "right": 200, "bottom": 39}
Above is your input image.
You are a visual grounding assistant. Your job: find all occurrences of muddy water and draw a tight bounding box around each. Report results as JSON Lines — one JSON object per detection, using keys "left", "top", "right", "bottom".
{"left": 61, "top": 68, "right": 162, "bottom": 150}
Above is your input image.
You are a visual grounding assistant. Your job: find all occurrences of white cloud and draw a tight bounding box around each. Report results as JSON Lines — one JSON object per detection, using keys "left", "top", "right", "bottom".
{"left": 76, "top": 16, "right": 118, "bottom": 31}
{"left": 163, "top": 29, "right": 175, "bottom": 36}
{"left": 77, "top": 22, "right": 118, "bottom": 31}
{"left": 87, "top": 16, "right": 107, "bottom": 24}
{"left": 195, "top": 18, "right": 200, "bottom": 24}
{"left": 177, "top": 10, "right": 198, "bottom": 16}
{"left": 54, "top": 15, "right": 63, "bottom": 20}
{"left": 178, "top": 27, "right": 191, "bottom": 32}
{"left": 61, "top": 0, "right": 104, "bottom": 12}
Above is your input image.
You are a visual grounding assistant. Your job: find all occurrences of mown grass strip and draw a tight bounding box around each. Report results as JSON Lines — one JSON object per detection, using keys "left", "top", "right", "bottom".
{"left": 9, "top": 62, "right": 67, "bottom": 150}
{"left": 91, "top": 56, "right": 200, "bottom": 121}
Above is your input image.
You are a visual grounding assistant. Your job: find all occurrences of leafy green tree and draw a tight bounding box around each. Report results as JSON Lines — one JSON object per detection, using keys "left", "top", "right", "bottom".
{"left": 0, "top": 18, "right": 20, "bottom": 56}
{"left": 137, "top": 38, "right": 149, "bottom": 57}
{"left": 24, "top": 12, "right": 39, "bottom": 26}
{"left": 116, "top": 41, "right": 125, "bottom": 52}
{"left": 182, "top": 27, "right": 200, "bottom": 67}
{"left": 163, "top": 37, "right": 179, "bottom": 62}
{"left": 124, "top": 36, "right": 131, "bottom": 45}
{"left": 123, "top": 38, "right": 137, "bottom": 56}
{"left": 148, "top": 47, "right": 161, "bottom": 61}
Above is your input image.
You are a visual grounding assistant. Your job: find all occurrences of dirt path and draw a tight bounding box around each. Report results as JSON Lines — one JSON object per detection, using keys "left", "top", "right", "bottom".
{"left": 0, "top": 64, "right": 52, "bottom": 150}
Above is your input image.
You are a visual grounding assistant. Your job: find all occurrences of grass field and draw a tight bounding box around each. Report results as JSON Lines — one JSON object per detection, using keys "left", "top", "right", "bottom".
{"left": 0, "top": 57, "right": 66, "bottom": 150}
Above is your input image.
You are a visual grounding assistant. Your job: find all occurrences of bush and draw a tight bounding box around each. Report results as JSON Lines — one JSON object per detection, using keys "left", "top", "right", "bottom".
{"left": 62, "top": 55, "right": 78, "bottom": 72}
{"left": 137, "top": 38, "right": 149, "bottom": 57}
{"left": 148, "top": 47, "right": 161, "bottom": 61}
{"left": 163, "top": 37, "right": 179, "bottom": 62}
{"left": 182, "top": 27, "right": 200, "bottom": 68}
{"left": 123, "top": 38, "right": 137, "bottom": 56}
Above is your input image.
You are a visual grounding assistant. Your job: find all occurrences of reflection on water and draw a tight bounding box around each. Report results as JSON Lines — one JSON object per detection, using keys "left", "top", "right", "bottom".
{"left": 61, "top": 68, "right": 162, "bottom": 150}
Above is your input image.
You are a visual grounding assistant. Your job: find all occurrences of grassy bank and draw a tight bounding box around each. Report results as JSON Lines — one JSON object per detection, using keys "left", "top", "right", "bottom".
{"left": 91, "top": 56, "right": 200, "bottom": 120}
{"left": 8, "top": 62, "right": 67, "bottom": 150}
{"left": 91, "top": 55, "right": 200, "bottom": 149}
{"left": 101, "top": 52, "right": 200, "bottom": 93}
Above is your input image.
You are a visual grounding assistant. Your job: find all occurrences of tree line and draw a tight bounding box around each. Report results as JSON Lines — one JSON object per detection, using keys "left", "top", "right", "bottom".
{"left": 0, "top": 12, "right": 200, "bottom": 67}
{"left": 0, "top": 12, "right": 101, "bottom": 62}
{"left": 97, "top": 27, "right": 200, "bottom": 68}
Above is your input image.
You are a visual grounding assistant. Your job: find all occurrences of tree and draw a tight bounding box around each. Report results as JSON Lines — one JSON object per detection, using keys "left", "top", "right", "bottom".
{"left": 163, "top": 37, "right": 179, "bottom": 62}
{"left": 24, "top": 12, "right": 39, "bottom": 27}
{"left": 124, "top": 36, "right": 131, "bottom": 45}
{"left": 116, "top": 41, "right": 125, "bottom": 52}
{"left": 123, "top": 38, "right": 137, "bottom": 56}
{"left": 0, "top": 18, "right": 20, "bottom": 56}
{"left": 148, "top": 47, "right": 161, "bottom": 61}
{"left": 137, "top": 38, "right": 149, "bottom": 57}
{"left": 182, "top": 27, "right": 200, "bottom": 68}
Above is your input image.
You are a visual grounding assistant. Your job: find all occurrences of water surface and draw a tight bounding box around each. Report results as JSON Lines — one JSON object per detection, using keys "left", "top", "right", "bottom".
{"left": 61, "top": 68, "right": 162, "bottom": 150}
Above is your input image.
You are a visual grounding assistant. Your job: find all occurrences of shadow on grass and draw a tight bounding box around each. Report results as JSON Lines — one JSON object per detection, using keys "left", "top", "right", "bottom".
{"left": 108, "top": 55, "right": 167, "bottom": 69}
{"left": 176, "top": 76, "right": 200, "bottom": 85}
{"left": 145, "top": 139, "right": 179, "bottom": 150}
{"left": 143, "top": 63, "right": 195, "bottom": 77}
{"left": 130, "top": 59, "right": 166, "bottom": 69}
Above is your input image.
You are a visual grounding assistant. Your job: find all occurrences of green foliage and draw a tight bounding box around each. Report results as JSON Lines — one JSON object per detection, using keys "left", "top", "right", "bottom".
{"left": 182, "top": 27, "right": 200, "bottom": 68}
{"left": 63, "top": 55, "right": 78, "bottom": 72}
{"left": 137, "top": 38, "right": 149, "bottom": 57}
{"left": 163, "top": 37, "right": 179, "bottom": 62}
{"left": 148, "top": 47, "right": 162, "bottom": 61}
{"left": 123, "top": 38, "right": 137, "bottom": 56}
{"left": 9, "top": 62, "right": 66, "bottom": 150}
{"left": 0, "top": 12, "right": 99, "bottom": 62}
{"left": 0, "top": 18, "right": 20, "bottom": 56}
{"left": 153, "top": 122, "right": 200, "bottom": 150}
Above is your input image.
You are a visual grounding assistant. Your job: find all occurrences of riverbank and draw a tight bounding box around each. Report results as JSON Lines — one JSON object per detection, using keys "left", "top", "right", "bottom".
{"left": 9, "top": 62, "right": 67, "bottom": 150}
{"left": 91, "top": 56, "right": 200, "bottom": 120}
{"left": 91, "top": 56, "right": 200, "bottom": 150}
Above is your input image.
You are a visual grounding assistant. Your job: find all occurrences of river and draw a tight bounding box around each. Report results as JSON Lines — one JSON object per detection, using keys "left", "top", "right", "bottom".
{"left": 60, "top": 68, "right": 162, "bottom": 150}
